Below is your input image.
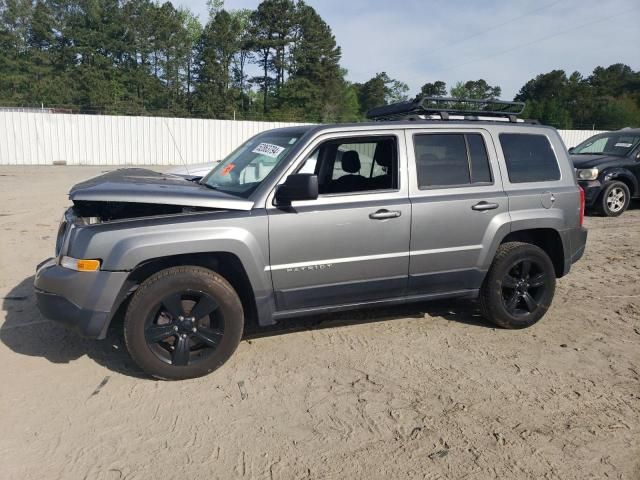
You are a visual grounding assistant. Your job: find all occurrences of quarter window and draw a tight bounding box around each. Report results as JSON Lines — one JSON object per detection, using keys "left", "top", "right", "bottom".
{"left": 468, "top": 134, "right": 492, "bottom": 183}
{"left": 500, "top": 133, "right": 560, "bottom": 183}
{"left": 414, "top": 133, "right": 493, "bottom": 188}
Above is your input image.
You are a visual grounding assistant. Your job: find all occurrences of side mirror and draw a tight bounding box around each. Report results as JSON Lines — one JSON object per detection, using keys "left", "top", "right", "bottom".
{"left": 275, "top": 174, "right": 318, "bottom": 204}
{"left": 568, "top": 147, "right": 575, "bottom": 154}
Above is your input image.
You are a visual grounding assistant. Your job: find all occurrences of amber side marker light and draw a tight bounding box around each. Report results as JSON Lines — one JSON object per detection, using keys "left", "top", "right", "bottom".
{"left": 60, "top": 256, "right": 101, "bottom": 272}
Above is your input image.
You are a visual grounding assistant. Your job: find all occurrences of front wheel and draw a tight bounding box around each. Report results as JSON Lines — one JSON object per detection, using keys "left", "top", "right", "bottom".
{"left": 124, "top": 266, "right": 244, "bottom": 380}
{"left": 479, "top": 242, "right": 556, "bottom": 329}
{"left": 599, "top": 181, "right": 630, "bottom": 217}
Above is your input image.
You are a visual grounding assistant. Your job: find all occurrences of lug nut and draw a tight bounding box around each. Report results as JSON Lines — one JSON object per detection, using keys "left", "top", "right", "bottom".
{"left": 173, "top": 326, "right": 178, "bottom": 331}
{"left": 192, "top": 327, "right": 197, "bottom": 332}
{"left": 181, "top": 334, "right": 187, "bottom": 339}
{"left": 178, "top": 316, "right": 184, "bottom": 321}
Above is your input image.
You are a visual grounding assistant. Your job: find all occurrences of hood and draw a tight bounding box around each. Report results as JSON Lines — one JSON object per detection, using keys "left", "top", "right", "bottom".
{"left": 69, "top": 168, "right": 253, "bottom": 211}
{"left": 570, "top": 154, "right": 624, "bottom": 169}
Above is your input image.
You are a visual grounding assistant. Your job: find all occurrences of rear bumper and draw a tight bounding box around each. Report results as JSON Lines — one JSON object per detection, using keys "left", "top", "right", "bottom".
{"left": 569, "top": 227, "right": 587, "bottom": 264}
{"left": 561, "top": 226, "right": 588, "bottom": 275}
{"left": 578, "top": 180, "right": 602, "bottom": 207}
{"left": 34, "top": 258, "right": 128, "bottom": 339}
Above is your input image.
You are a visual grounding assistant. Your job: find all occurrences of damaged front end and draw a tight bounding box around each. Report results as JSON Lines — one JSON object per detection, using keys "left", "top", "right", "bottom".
{"left": 67, "top": 167, "right": 254, "bottom": 224}
{"left": 72, "top": 200, "right": 214, "bottom": 223}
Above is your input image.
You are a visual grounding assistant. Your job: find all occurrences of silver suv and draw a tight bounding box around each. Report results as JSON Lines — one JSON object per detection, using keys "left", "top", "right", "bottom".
{"left": 34, "top": 98, "right": 587, "bottom": 380}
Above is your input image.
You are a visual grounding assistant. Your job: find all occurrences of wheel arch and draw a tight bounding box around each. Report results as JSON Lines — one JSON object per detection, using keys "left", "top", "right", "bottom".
{"left": 108, "top": 252, "right": 261, "bottom": 336}
{"left": 603, "top": 168, "right": 638, "bottom": 196}
{"left": 500, "top": 228, "right": 565, "bottom": 278}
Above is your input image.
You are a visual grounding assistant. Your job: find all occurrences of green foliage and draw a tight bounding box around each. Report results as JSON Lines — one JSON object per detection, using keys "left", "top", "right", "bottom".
{"left": 516, "top": 66, "right": 640, "bottom": 129}
{"left": 281, "top": 2, "right": 353, "bottom": 122}
{"left": 1, "top": 1, "right": 638, "bottom": 129}
{"left": 450, "top": 79, "right": 501, "bottom": 99}
{"left": 418, "top": 81, "right": 447, "bottom": 98}
{"left": 354, "top": 72, "right": 409, "bottom": 115}
{"left": 193, "top": 9, "right": 242, "bottom": 118}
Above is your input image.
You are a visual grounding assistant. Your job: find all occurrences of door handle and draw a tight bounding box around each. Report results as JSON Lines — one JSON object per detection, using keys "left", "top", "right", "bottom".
{"left": 471, "top": 201, "right": 499, "bottom": 211}
{"left": 369, "top": 209, "right": 402, "bottom": 220}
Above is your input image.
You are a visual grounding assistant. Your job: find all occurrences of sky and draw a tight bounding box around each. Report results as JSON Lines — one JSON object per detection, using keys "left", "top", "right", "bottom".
{"left": 175, "top": 0, "right": 640, "bottom": 100}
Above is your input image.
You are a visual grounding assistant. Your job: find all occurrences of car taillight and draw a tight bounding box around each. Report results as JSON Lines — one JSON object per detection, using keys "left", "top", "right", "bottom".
{"left": 579, "top": 186, "right": 585, "bottom": 226}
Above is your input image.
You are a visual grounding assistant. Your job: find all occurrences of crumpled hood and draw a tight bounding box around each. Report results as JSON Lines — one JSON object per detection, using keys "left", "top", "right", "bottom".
{"left": 69, "top": 168, "right": 253, "bottom": 211}
{"left": 570, "top": 154, "right": 622, "bottom": 169}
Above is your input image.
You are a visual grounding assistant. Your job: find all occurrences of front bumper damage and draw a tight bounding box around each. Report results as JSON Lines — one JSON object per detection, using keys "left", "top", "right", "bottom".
{"left": 34, "top": 258, "right": 128, "bottom": 339}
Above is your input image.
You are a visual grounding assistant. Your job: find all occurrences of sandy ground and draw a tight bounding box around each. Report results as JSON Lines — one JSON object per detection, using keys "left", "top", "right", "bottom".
{"left": 0, "top": 166, "right": 638, "bottom": 480}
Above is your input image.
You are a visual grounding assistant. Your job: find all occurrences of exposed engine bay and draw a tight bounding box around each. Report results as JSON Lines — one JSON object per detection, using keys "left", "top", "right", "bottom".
{"left": 72, "top": 200, "right": 215, "bottom": 222}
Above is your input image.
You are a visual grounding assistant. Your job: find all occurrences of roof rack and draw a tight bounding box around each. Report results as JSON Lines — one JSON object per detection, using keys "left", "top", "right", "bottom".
{"left": 366, "top": 97, "right": 526, "bottom": 123}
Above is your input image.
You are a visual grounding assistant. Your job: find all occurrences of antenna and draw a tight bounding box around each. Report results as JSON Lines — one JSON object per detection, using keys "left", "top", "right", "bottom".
{"left": 162, "top": 117, "right": 189, "bottom": 175}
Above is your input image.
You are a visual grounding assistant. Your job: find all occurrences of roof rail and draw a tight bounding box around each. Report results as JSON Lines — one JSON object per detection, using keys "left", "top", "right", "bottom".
{"left": 366, "top": 96, "right": 526, "bottom": 123}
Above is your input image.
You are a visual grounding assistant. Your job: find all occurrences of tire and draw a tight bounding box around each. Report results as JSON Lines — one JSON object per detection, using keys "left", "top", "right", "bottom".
{"left": 124, "top": 266, "right": 244, "bottom": 380}
{"left": 479, "top": 242, "right": 556, "bottom": 329}
{"left": 599, "top": 181, "right": 630, "bottom": 217}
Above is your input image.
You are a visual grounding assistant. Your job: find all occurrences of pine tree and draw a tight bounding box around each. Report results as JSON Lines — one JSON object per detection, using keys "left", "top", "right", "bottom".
{"left": 248, "top": 0, "right": 295, "bottom": 114}
{"left": 0, "top": 0, "right": 33, "bottom": 104}
{"left": 193, "top": 9, "right": 242, "bottom": 118}
{"left": 281, "top": 1, "right": 346, "bottom": 121}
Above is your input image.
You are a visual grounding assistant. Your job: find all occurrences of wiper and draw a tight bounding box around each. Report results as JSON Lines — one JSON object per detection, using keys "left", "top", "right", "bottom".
{"left": 199, "top": 181, "right": 219, "bottom": 190}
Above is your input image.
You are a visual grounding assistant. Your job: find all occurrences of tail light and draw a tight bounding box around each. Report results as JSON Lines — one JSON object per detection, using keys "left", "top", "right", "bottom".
{"left": 579, "top": 186, "right": 585, "bottom": 226}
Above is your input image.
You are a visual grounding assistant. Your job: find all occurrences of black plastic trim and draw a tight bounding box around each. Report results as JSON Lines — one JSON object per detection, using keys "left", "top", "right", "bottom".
{"left": 35, "top": 288, "right": 110, "bottom": 339}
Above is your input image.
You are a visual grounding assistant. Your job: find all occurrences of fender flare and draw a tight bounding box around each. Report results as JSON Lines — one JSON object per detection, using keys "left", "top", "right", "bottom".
{"left": 602, "top": 168, "right": 638, "bottom": 196}
{"left": 478, "top": 209, "right": 566, "bottom": 272}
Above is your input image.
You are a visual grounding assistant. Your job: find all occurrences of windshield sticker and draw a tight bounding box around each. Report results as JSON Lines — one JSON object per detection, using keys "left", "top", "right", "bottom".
{"left": 614, "top": 142, "right": 633, "bottom": 148}
{"left": 220, "top": 164, "right": 236, "bottom": 176}
{"left": 252, "top": 143, "right": 286, "bottom": 158}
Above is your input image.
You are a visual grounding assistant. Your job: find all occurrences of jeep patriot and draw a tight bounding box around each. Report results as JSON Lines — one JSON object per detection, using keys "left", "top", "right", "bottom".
{"left": 34, "top": 98, "right": 588, "bottom": 379}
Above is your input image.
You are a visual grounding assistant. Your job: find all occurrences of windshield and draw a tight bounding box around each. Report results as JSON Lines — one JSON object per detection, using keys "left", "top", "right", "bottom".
{"left": 573, "top": 132, "right": 640, "bottom": 156}
{"left": 201, "top": 129, "right": 306, "bottom": 197}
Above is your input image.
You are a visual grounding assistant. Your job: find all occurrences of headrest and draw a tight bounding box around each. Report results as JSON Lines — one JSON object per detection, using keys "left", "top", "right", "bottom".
{"left": 341, "top": 150, "right": 361, "bottom": 174}
{"left": 374, "top": 141, "right": 394, "bottom": 168}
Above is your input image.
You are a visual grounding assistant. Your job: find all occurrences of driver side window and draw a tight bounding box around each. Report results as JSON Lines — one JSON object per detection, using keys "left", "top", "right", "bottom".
{"left": 298, "top": 136, "right": 398, "bottom": 195}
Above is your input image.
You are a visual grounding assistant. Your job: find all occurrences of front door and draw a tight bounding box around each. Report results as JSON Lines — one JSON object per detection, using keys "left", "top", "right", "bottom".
{"left": 267, "top": 131, "right": 411, "bottom": 312}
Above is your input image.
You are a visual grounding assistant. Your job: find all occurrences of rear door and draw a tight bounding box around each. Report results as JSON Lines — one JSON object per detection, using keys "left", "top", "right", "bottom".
{"left": 406, "top": 128, "right": 508, "bottom": 295}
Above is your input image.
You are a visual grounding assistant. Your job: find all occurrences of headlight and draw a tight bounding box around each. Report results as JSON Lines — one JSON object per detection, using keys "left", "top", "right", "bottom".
{"left": 576, "top": 168, "right": 599, "bottom": 181}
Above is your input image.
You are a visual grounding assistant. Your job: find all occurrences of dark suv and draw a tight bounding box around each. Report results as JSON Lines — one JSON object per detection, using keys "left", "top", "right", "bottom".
{"left": 570, "top": 128, "right": 640, "bottom": 216}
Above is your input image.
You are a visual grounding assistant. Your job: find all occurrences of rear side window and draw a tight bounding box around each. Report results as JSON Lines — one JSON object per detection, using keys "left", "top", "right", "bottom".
{"left": 414, "top": 133, "right": 492, "bottom": 188}
{"left": 500, "top": 133, "right": 560, "bottom": 183}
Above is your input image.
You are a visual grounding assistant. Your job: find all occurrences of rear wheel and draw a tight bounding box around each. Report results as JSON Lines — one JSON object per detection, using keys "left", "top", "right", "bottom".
{"left": 124, "top": 266, "right": 244, "bottom": 380}
{"left": 480, "top": 242, "right": 556, "bottom": 329}
{"left": 599, "top": 181, "right": 630, "bottom": 217}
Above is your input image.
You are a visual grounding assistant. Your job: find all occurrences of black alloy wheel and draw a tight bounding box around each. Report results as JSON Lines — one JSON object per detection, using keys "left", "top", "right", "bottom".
{"left": 144, "top": 290, "right": 224, "bottom": 367}
{"left": 500, "top": 258, "right": 547, "bottom": 317}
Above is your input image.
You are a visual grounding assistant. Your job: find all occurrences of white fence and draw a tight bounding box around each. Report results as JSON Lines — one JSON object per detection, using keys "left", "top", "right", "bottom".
{"left": 0, "top": 112, "right": 307, "bottom": 166}
{"left": 558, "top": 129, "right": 606, "bottom": 149}
{"left": 0, "top": 111, "right": 604, "bottom": 165}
